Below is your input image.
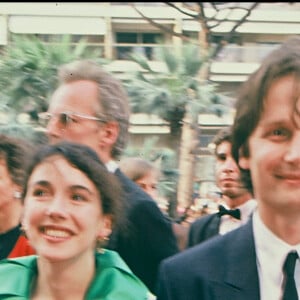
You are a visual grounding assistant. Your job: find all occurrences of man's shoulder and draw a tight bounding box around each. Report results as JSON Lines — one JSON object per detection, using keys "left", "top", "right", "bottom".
{"left": 188, "top": 213, "right": 219, "bottom": 244}
{"left": 170, "top": 231, "right": 227, "bottom": 258}
{"left": 160, "top": 234, "right": 225, "bottom": 276}
{"left": 192, "top": 212, "right": 218, "bottom": 224}
{"left": 165, "top": 222, "right": 253, "bottom": 269}
{"left": 190, "top": 212, "right": 219, "bottom": 230}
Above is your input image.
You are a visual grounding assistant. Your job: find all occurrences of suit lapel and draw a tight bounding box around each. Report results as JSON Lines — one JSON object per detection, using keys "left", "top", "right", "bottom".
{"left": 214, "top": 220, "right": 260, "bottom": 299}
{"left": 205, "top": 214, "right": 221, "bottom": 240}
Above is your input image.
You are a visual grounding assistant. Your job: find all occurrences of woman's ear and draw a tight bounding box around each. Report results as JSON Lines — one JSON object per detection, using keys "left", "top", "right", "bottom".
{"left": 13, "top": 184, "right": 23, "bottom": 200}
{"left": 14, "top": 191, "right": 22, "bottom": 199}
{"left": 97, "top": 215, "right": 113, "bottom": 241}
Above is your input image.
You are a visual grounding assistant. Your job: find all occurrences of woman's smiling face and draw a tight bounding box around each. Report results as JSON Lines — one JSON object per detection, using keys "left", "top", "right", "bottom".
{"left": 22, "top": 155, "right": 111, "bottom": 262}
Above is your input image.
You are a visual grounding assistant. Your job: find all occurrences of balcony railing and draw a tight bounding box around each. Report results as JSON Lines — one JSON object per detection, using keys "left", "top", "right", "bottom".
{"left": 214, "top": 44, "right": 279, "bottom": 63}
{"left": 113, "top": 43, "right": 280, "bottom": 63}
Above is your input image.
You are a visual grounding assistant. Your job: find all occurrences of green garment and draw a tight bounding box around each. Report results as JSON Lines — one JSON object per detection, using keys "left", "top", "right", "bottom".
{"left": 0, "top": 249, "right": 151, "bottom": 299}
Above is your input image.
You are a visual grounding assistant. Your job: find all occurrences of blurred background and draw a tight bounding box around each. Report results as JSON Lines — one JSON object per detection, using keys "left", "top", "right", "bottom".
{"left": 0, "top": 2, "right": 299, "bottom": 222}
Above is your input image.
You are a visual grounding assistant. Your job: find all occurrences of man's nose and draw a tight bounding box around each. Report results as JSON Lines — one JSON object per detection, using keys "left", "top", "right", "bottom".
{"left": 223, "top": 157, "right": 238, "bottom": 172}
{"left": 284, "top": 133, "right": 300, "bottom": 163}
{"left": 46, "top": 116, "right": 65, "bottom": 139}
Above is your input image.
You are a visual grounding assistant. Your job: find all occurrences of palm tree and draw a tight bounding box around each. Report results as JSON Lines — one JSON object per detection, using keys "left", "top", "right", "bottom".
{"left": 126, "top": 44, "right": 224, "bottom": 147}
{"left": 0, "top": 34, "right": 105, "bottom": 124}
{"left": 125, "top": 43, "right": 228, "bottom": 212}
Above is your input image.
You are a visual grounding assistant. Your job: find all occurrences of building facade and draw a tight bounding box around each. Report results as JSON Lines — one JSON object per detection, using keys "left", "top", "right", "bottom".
{"left": 0, "top": 2, "right": 299, "bottom": 189}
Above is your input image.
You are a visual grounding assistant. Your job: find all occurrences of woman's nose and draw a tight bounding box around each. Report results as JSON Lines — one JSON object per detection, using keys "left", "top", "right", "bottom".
{"left": 45, "top": 196, "right": 68, "bottom": 219}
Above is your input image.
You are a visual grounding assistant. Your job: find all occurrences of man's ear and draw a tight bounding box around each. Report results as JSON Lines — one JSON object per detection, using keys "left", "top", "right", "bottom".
{"left": 98, "top": 121, "right": 119, "bottom": 147}
{"left": 237, "top": 144, "right": 251, "bottom": 170}
{"left": 239, "top": 156, "right": 250, "bottom": 170}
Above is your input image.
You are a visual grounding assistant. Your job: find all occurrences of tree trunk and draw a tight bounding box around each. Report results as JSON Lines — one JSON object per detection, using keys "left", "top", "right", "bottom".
{"left": 176, "top": 107, "right": 199, "bottom": 208}
{"left": 176, "top": 15, "right": 209, "bottom": 209}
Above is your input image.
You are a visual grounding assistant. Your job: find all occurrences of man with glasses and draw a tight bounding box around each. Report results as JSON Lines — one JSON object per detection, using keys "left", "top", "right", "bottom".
{"left": 40, "top": 59, "right": 179, "bottom": 295}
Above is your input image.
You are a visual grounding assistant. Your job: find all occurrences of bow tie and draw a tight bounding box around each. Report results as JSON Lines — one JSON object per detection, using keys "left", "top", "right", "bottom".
{"left": 218, "top": 205, "right": 241, "bottom": 220}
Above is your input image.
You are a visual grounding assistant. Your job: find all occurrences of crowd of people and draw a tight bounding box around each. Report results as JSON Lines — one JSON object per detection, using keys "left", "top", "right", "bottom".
{"left": 156, "top": 36, "right": 300, "bottom": 300}
{"left": 0, "top": 36, "right": 299, "bottom": 299}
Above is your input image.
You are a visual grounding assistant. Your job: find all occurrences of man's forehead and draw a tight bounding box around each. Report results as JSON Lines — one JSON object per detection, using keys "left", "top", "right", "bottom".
{"left": 216, "top": 141, "right": 232, "bottom": 153}
{"left": 49, "top": 82, "right": 100, "bottom": 112}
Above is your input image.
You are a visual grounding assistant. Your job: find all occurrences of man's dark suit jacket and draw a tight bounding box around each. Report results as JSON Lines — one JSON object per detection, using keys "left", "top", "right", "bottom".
{"left": 188, "top": 213, "right": 221, "bottom": 247}
{"left": 107, "top": 168, "right": 179, "bottom": 294}
{"left": 156, "top": 220, "right": 260, "bottom": 300}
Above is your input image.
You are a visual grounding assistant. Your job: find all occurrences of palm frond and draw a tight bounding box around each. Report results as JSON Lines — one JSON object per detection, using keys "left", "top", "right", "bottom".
{"left": 0, "top": 34, "right": 102, "bottom": 119}
{"left": 159, "top": 47, "right": 179, "bottom": 74}
{"left": 128, "top": 52, "right": 155, "bottom": 73}
{"left": 182, "top": 44, "right": 204, "bottom": 77}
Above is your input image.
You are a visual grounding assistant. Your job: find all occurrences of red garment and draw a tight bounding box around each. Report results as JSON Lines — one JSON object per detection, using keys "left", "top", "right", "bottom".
{"left": 7, "top": 235, "right": 35, "bottom": 258}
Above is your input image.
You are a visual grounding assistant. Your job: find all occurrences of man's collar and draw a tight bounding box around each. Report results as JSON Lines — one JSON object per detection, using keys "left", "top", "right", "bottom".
{"left": 105, "top": 160, "right": 119, "bottom": 173}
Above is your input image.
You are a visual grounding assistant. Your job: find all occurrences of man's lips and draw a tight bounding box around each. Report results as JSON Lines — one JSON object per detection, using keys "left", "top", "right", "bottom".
{"left": 220, "top": 178, "right": 236, "bottom": 183}
{"left": 276, "top": 173, "right": 300, "bottom": 178}
{"left": 275, "top": 173, "right": 300, "bottom": 183}
{"left": 219, "top": 178, "right": 240, "bottom": 188}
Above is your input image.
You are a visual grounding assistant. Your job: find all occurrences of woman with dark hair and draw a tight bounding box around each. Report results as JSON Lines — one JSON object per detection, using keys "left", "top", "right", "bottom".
{"left": 0, "top": 141, "right": 150, "bottom": 299}
{"left": 0, "top": 134, "right": 36, "bottom": 259}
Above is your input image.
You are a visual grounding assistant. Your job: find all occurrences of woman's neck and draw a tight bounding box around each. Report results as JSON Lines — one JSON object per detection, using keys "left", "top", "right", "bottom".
{"left": 32, "top": 252, "right": 95, "bottom": 300}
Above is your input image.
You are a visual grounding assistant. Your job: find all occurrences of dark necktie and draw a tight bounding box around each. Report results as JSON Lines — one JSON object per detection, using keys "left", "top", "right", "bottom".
{"left": 282, "top": 251, "right": 299, "bottom": 300}
{"left": 218, "top": 205, "right": 241, "bottom": 220}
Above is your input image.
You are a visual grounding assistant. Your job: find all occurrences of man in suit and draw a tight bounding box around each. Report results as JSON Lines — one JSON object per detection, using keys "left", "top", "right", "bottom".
{"left": 188, "top": 126, "right": 256, "bottom": 247}
{"left": 156, "top": 37, "right": 300, "bottom": 300}
{"left": 40, "top": 59, "right": 179, "bottom": 294}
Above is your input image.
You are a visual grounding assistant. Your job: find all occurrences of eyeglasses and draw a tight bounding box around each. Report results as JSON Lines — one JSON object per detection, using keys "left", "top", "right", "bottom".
{"left": 38, "top": 111, "right": 107, "bottom": 128}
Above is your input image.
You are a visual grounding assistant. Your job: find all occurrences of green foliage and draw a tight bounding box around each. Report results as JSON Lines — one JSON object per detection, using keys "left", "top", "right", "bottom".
{"left": 181, "top": 45, "right": 204, "bottom": 77}
{"left": 125, "top": 43, "right": 228, "bottom": 137}
{"left": 123, "top": 136, "right": 160, "bottom": 160}
{"left": 0, "top": 34, "right": 106, "bottom": 120}
{"left": 0, "top": 123, "right": 48, "bottom": 145}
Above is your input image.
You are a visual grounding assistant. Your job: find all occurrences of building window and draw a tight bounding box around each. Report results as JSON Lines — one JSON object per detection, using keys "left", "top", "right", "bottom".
{"left": 115, "top": 32, "right": 163, "bottom": 60}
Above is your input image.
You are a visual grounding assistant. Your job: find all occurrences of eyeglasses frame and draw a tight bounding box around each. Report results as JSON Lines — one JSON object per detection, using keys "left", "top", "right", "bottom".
{"left": 38, "top": 111, "right": 107, "bottom": 127}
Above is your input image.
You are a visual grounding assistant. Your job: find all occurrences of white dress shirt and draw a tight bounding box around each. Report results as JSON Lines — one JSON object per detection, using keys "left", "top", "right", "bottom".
{"left": 253, "top": 211, "right": 300, "bottom": 300}
{"left": 106, "top": 160, "right": 119, "bottom": 173}
{"left": 219, "top": 199, "right": 257, "bottom": 235}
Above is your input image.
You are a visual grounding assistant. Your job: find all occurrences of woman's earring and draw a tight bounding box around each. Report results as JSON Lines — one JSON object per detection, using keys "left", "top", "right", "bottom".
{"left": 14, "top": 191, "right": 22, "bottom": 199}
{"left": 96, "top": 236, "right": 109, "bottom": 253}
{"left": 20, "top": 223, "right": 28, "bottom": 236}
